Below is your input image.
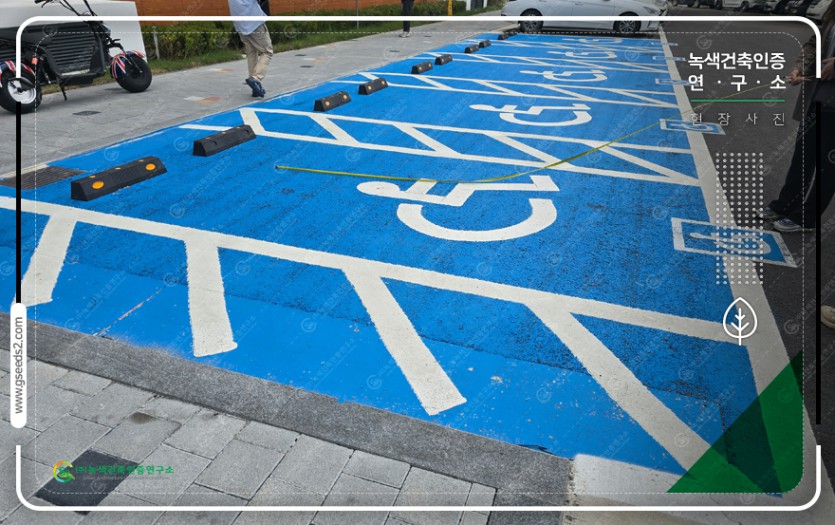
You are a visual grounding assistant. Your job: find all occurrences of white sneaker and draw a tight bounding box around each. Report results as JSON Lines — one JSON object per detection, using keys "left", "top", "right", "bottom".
{"left": 773, "top": 217, "right": 813, "bottom": 232}
{"left": 400, "top": 31, "right": 411, "bottom": 38}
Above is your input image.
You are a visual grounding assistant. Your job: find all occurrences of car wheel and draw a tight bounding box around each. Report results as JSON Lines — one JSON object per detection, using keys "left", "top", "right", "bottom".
{"left": 519, "top": 10, "right": 543, "bottom": 33}
{"left": 614, "top": 16, "right": 640, "bottom": 35}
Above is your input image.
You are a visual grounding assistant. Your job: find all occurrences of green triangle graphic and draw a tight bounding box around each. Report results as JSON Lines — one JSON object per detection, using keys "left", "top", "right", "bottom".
{"left": 669, "top": 353, "right": 803, "bottom": 494}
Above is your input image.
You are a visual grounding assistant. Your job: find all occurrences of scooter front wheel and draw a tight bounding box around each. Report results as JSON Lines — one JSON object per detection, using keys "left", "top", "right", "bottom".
{"left": 116, "top": 56, "right": 153, "bottom": 93}
{"left": 0, "top": 70, "right": 42, "bottom": 114}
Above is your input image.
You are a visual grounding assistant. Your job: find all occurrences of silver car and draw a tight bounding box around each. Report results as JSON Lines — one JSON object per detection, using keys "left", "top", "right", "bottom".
{"left": 501, "top": 0, "right": 667, "bottom": 35}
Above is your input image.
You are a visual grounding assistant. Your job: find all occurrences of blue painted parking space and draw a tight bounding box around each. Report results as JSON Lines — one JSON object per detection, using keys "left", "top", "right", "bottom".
{"left": 2, "top": 32, "right": 765, "bottom": 475}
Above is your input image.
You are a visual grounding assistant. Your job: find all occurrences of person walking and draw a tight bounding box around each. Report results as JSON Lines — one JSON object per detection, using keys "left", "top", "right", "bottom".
{"left": 760, "top": 1, "right": 835, "bottom": 232}
{"left": 401, "top": 0, "right": 415, "bottom": 37}
{"left": 228, "top": 0, "right": 273, "bottom": 98}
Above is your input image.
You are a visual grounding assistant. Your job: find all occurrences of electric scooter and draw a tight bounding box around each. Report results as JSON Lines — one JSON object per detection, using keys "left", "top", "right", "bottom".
{"left": 0, "top": 0, "right": 152, "bottom": 114}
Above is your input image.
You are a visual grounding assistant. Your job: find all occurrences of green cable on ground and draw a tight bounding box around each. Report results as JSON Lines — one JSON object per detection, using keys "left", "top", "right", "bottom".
{"left": 275, "top": 82, "right": 777, "bottom": 185}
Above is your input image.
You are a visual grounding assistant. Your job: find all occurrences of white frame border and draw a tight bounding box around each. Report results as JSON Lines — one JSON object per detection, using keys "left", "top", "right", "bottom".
{"left": 10, "top": 14, "right": 824, "bottom": 514}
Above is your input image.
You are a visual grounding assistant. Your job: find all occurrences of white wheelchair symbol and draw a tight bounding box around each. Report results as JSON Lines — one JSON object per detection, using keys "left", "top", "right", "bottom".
{"left": 575, "top": 37, "right": 623, "bottom": 44}
{"left": 689, "top": 231, "right": 772, "bottom": 256}
{"left": 655, "top": 78, "right": 691, "bottom": 86}
{"left": 469, "top": 103, "right": 592, "bottom": 127}
{"left": 660, "top": 119, "right": 725, "bottom": 135}
{"left": 520, "top": 69, "right": 608, "bottom": 82}
{"left": 357, "top": 176, "right": 560, "bottom": 242}
{"left": 548, "top": 50, "right": 618, "bottom": 59}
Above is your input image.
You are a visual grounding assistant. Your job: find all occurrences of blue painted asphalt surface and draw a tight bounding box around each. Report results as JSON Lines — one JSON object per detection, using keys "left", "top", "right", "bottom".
{"left": 2, "top": 33, "right": 759, "bottom": 474}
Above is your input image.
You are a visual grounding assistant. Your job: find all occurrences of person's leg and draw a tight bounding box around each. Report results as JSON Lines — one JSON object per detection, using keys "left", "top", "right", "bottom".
{"left": 819, "top": 110, "right": 835, "bottom": 219}
{"left": 403, "top": 1, "right": 414, "bottom": 33}
{"left": 774, "top": 108, "right": 835, "bottom": 230}
{"left": 780, "top": 108, "right": 835, "bottom": 228}
{"left": 249, "top": 24, "right": 274, "bottom": 81}
{"left": 240, "top": 33, "right": 257, "bottom": 79}
{"left": 820, "top": 112, "right": 835, "bottom": 329}
{"left": 768, "top": 106, "right": 817, "bottom": 225}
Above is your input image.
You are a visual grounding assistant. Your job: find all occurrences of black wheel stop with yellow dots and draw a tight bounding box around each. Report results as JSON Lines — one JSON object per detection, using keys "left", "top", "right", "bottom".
{"left": 411, "top": 62, "right": 434, "bottom": 74}
{"left": 193, "top": 125, "right": 257, "bottom": 157}
{"left": 358, "top": 78, "right": 389, "bottom": 95}
{"left": 314, "top": 91, "right": 351, "bottom": 112}
{"left": 70, "top": 157, "right": 167, "bottom": 201}
{"left": 434, "top": 54, "right": 453, "bottom": 66}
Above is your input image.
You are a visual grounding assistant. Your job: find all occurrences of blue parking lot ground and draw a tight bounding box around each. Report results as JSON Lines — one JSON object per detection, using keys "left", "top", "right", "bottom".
{"left": 1, "top": 33, "right": 793, "bottom": 479}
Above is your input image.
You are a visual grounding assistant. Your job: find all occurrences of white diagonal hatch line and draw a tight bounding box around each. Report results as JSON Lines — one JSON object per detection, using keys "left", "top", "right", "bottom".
{"left": 344, "top": 269, "right": 466, "bottom": 415}
{"left": 528, "top": 301, "right": 709, "bottom": 471}
{"left": 20, "top": 216, "right": 76, "bottom": 306}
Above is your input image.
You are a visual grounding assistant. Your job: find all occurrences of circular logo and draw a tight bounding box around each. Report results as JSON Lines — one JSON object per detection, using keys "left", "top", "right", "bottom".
{"left": 173, "top": 137, "right": 190, "bottom": 152}
{"left": 301, "top": 318, "right": 317, "bottom": 333}
{"left": 52, "top": 461, "right": 74, "bottom": 483}
{"left": 366, "top": 375, "right": 383, "bottom": 390}
{"left": 283, "top": 25, "right": 300, "bottom": 40}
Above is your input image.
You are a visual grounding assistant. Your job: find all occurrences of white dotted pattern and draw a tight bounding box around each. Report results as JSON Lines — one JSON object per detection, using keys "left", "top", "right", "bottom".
{"left": 714, "top": 152, "right": 764, "bottom": 286}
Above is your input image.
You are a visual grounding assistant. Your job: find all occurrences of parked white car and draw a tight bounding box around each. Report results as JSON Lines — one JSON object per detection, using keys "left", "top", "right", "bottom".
{"left": 501, "top": 0, "right": 667, "bottom": 35}
{"left": 806, "top": 0, "right": 832, "bottom": 22}
{"left": 714, "top": 0, "right": 771, "bottom": 10}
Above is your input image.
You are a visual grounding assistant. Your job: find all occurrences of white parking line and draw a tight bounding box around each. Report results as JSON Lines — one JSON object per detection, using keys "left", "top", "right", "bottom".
{"left": 529, "top": 304, "right": 709, "bottom": 470}
{"left": 20, "top": 217, "right": 76, "bottom": 306}
{"left": 345, "top": 270, "right": 466, "bottom": 415}
{"left": 184, "top": 238, "right": 237, "bottom": 357}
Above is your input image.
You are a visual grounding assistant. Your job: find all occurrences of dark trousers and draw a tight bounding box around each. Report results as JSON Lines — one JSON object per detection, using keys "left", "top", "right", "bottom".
{"left": 769, "top": 106, "right": 835, "bottom": 228}
{"left": 402, "top": 1, "right": 414, "bottom": 32}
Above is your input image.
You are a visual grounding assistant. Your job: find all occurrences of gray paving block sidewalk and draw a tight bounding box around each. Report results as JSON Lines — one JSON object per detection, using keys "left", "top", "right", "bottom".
{"left": 0, "top": 358, "right": 500, "bottom": 525}
{"left": 0, "top": 14, "right": 512, "bottom": 177}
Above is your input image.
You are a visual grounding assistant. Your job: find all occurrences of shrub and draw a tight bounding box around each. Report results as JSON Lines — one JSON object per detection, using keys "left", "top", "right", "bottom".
{"left": 145, "top": 22, "right": 235, "bottom": 60}
{"left": 143, "top": 2, "right": 471, "bottom": 59}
